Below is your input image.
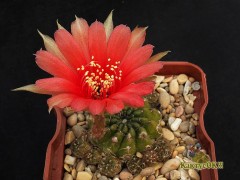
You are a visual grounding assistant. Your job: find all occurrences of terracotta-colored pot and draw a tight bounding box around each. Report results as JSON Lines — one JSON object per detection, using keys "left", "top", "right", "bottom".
{"left": 43, "top": 62, "right": 218, "bottom": 180}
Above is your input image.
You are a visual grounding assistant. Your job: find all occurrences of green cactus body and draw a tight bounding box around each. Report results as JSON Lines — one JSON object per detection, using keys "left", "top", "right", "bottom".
{"left": 90, "top": 105, "right": 162, "bottom": 158}
{"left": 126, "top": 155, "right": 146, "bottom": 175}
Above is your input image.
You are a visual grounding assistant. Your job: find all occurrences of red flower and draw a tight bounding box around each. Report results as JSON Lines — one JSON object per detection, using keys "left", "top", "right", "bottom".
{"left": 15, "top": 12, "right": 166, "bottom": 115}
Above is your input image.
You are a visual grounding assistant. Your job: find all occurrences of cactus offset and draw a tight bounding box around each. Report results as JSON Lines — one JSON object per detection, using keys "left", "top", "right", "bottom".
{"left": 89, "top": 104, "right": 162, "bottom": 159}
{"left": 84, "top": 147, "right": 102, "bottom": 165}
{"left": 142, "top": 136, "right": 172, "bottom": 165}
{"left": 98, "top": 154, "right": 122, "bottom": 177}
{"left": 126, "top": 155, "right": 146, "bottom": 175}
{"left": 70, "top": 135, "right": 92, "bottom": 158}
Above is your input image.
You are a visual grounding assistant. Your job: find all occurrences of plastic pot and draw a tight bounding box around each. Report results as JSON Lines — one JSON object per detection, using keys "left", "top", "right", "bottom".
{"left": 43, "top": 61, "right": 218, "bottom": 180}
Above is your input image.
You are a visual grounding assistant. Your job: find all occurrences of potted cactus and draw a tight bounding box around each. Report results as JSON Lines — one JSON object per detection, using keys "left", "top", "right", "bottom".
{"left": 14, "top": 12, "right": 218, "bottom": 180}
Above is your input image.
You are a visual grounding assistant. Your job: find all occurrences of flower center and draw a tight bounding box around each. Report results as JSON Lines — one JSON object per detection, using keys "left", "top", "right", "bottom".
{"left": 77, "top": 56, "right": 122, "bottom": 99}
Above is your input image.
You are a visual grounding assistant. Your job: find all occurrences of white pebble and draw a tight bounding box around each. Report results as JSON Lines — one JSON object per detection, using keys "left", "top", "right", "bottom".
{"left": 183, "top": 80, "right": 191, "bottom": 95}
{"left": 170, "top": 118, "right": 182, "bottom": 131}
{"left": 168, "top": 117, "right": 175, "bottom": 126}
{"left": 192, "top": 81, "right": 201, "bottom": 91}
{"left": 64, "top": 155, "right": 76, "bottom": 166}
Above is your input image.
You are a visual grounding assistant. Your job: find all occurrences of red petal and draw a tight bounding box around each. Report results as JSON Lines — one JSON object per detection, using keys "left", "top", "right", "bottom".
{"left": 35, "top": 50, "right": 78, "bottom": 83}
{"left": 120, "top": 44, "right": 153, "bottom": 75}
{"left": 36, "top": 78, "right": 81, "bottom": 94}
{"left": 119, "top": 82, "right": 154, "bottom": 96}
{"left": 89, "top": 21, "right": 107, "bottom": 62}
{"left": 71, "top": 18, "right": 90, "bottom": 63}
{"left": 126, "top": 27, "right": 147, "bottom": 55}
{"left": 54, "top": 29, "right": 88, "bottom": 68}
{"left": 110, "top": 92, "right": 144, "bottom": 107}
{"left": 107, "top": 25, "right": 131, "bottom": 62}
{"left": 105, "top": 98, "right": 124, "bottom": 114}
{"left": 71, "top": 97, "right": 90, "bottom": 111}
{"left": 88, "top": 99, "right": 106, "bottom": 115}
{"left": 121, "top": 61, "right": 162, "bottom": 87}
{"left": 47, "top": 93, "right": 76, "bottom": 111}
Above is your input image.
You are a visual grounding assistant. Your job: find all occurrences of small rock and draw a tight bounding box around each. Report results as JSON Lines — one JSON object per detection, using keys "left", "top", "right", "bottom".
{"left": 178, "top": 85, "right": 184, "bottom": 94}
{"left": 170, "top": 137, "right": 179, "bottom": 145}
{"left": 174, "top": 146, "right": 185, "bottom": 154}
{"left": 185, "top": 104, "right": 194, "bottom": 114}
{"left": 188, "top": 77, "right": 195, "bottom": 83}
{"left": 119, "top": 170, "right": 133, "bottom": 180}
{"left": 147, "top": 175, "right": 155, "bottom": 180}
{"left": 157, "top": 87, "right": 167, "bottom": 93}
{"left": 65, "top": 148, "right": 72, "bottom": 155}
{"left": 154, "top": 76, "right": 165, "bottom": 89}
{"left": 77, "top": 113, "right": 85, "bottom": 121}
{"left": 170, "top": 118, "right": 182, "bottom": 131}
{"left": 188, "top": 122, "right": 196, "bottom": 134}
{"left": 153, "top": 163, "right": 163, "bottom": 170}
{"left": 169, "top": 170, "right": 180, "bottom": 180}
{"left": 175, "top": 106, "right": 184, "bottom": 118}
{"left": 136, "top": 152, "right": 143, "bottom": 158}
{"left": 65, "top": 131, "right": 75, "bottom": 145}
{"left": 191, "top": 82, "right": 201, "bottom": 91}
{"left": 179, "top": 121, "right": 190, "bottom": 133}
{"left": 156, "top": 178, "right": 167, "bottom": 180}
{"left": 177, "top": 74, "right": 188, "bottom": 85}
{"left": 172, "top": 150, "right": 178, "bottom": 158}
{"left": 160, "top": 120, "right": 165, "bottom": 126}
{"left": 64, "top": 155, "right": 76, "bottom": 166}
{"left": 72, "top": 169, "right": 77, "bottom": 179}
{"left": 183, "top": 80, "right": 191, "bottom": 95}
{"left": 162, "top": 128, "right": 175, "bottom": 141}
{"left": 159, "top": 91, "right": 170, "bottom": 108}
{"left": 113, "top": 175, "right": 120, "bottom": 180}
{"left": 88, "top": 165, "right": 97, "bottom": 173}
{"left": 188, "top": 169, "right": 200, "bottom": 180}
{"left": 64, "top": 164, "right": 71, "bottom": 172}
{"left": 183, "top": 136, "right": 195, "bottom": 145}
{"left": 160, "top": 83, "right": 168, "bottom": 88}
{"left": 72, "top": 125, "right": 85, "bottom": 138}
{"left": 99, "top": 175, "right": 108, "bottom": 180}
{"left": 63, "top": 173, "right": 73, "bottom": 180}
{"left": 173, "top": 130, "right": 181, "bottom": 138}
{"left": 192, "top": 113, "right": 199, "bottom": 120}
{"left": 140, "top": 167, "right": 155, "bottom": 177}
{"left": 76, "top": 160, "right": 86, "bottom": 172}
{"left": 133, "top": 174, "right": 142, "bottom": 180}
{"left": 63, "top": 107, "right": 75, "bottom": 117}
{"left": 169, "top": 79, "right": 179, "bottom": 95}
{"left": 67, "top": 113, "right": 78, "bottom": 126}
{"left": 160, "top": 159, "right": 181, "bottom": 175}
{"left": 179, "top": 169, "right": 190, "bottom": 180}
{"left": 163, "top": 76, "right": 173, "bottom": 83}
{"left": 76, "top": 171, "right": 92, "bottom": 180}
{"left": 168, "top": 117, "right": 175, "bottom": 126}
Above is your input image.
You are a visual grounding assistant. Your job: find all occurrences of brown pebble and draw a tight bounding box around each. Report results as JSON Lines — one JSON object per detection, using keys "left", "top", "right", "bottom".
{"left": 119, "top": 170, "right": 133, "bottom": 180}
{"left": 175, "top": 106, "right": 184, "bottom": 117}
{"left": 147, "top": 175, "right": 155, "bottom": 180}
{"left": 140, "top": 167, "right": 155, "bottom": 177}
